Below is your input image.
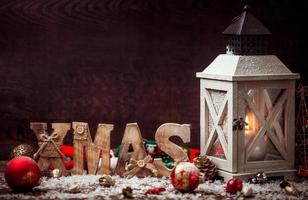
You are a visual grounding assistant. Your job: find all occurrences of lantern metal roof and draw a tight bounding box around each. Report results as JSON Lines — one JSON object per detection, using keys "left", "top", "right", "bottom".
{"left": 222, "top": 8, "right": 271, "bottom": 35}
{"left": 196, "top": 54, "right": 299, "bottom": 81}
{"left": 196, "top": 7, "right": 299, "bottom": 81}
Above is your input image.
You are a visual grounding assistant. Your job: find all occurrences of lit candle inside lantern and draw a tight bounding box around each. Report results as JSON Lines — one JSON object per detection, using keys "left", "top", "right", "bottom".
{"left": 245, "top": 115, "right": 250, "bottom": 131}
{"left": 244, "top": 110, "right": 267, "bottom": 161}
{"left": 244, "top": 111, "right": 254, "bottom": 147}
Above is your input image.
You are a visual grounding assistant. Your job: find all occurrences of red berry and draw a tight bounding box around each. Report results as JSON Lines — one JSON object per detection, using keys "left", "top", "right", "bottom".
{"left": 226, "top": 178, "right": 243, "bottom": 194}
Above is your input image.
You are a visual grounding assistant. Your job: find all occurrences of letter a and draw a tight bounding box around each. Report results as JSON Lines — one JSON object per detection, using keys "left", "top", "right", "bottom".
{"left": 115, "top": 123, "right": 151, "bottom": 177}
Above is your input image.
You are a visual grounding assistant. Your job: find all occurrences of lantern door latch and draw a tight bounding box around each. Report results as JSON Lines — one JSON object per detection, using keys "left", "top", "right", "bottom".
{"left": 233, "top": 117, "right": 248, "bottom": 131}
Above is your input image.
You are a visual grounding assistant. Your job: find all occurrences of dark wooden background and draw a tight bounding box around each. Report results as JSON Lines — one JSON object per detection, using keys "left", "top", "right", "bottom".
{"left": 0, "top": 0, "right": 307, "bottom": 159}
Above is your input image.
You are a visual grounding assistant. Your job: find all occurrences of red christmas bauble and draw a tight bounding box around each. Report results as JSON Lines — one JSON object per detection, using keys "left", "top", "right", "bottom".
{"left": 225, "top": 178, "right": 243, "bottom": 194}
{"left": 5, "top": 156, "right": 41, "bottom": 191}
{"left": 170, "top": 162, "right": 200, "bottom": 192}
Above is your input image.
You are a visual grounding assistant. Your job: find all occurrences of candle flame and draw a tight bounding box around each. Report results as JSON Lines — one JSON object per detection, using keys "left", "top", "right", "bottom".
{"left": 245, "top": 115, "right": 250, "bottom": 131}
{"left": 244, "top": 111, "right": 255, "bottom": 137}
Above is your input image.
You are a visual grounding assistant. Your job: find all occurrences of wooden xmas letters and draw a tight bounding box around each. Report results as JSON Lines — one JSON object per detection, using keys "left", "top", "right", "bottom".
{"left": 154, "top": 123, "right": 191, "bottom": 177}
{"left": 155, "top": 123, "right": 190, "bottom": 163}
{"left": 31, "top": 122, "right": 70, "bottom": 176}
{"left": 115, "top": 123, "right": 154, "bottom": 177}
{"left": 72, "top": 122, "right": 113, "bottom": 175}
{"left": 31, "top": 122, "right": 191, "bottom": 177}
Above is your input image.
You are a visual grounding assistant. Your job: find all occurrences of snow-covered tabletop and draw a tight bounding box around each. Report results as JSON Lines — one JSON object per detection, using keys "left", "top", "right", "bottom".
{"left": 0, "top": 173, "right": 308, "bottom": 200}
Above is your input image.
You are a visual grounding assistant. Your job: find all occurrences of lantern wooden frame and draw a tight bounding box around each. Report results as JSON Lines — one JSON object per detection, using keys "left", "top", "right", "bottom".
{"left": 197, "top": 54, "right": 300, "bottom": 180}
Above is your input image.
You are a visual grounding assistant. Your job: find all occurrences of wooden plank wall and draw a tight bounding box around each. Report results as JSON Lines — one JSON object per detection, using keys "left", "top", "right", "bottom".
{"left": 0, "top": 0, "right": 306, "bottom": 159}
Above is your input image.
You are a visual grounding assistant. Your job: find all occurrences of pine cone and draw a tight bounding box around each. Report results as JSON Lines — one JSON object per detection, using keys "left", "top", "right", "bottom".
{"left": 193, "top": 155, "right": 217, "bottom": 180}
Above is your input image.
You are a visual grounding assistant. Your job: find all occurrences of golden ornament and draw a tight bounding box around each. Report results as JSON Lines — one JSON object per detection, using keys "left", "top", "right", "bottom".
{"left": 285, "top": 185, "right": 299, "bottom": 196}
{"left": 9, "top": 144, "right": 35, "bottom": 160}
{"left": 67, "top": 185, "right": 81, "bottom": 193}
{"left": 98, "top": 175, "right": 115, "bottom": 187}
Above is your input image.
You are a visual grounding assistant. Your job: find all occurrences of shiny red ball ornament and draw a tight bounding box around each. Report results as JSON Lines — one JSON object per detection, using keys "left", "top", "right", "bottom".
{"left": 225, "top": 178, "right": 243, "bottom": 194}
{"left": 5, "top": 156, "right": 41, "bottom": 191}
{"left": 170, "top": 162, "right": 200, "bottom": 192}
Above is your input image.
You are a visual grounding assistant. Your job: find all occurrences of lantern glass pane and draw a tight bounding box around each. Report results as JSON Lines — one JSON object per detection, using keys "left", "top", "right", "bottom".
{"left": 208, "top": 89, "right": 228, "bottom": 142}
{"left": 245, "top": 88, "right": 287, "bottom": 162}
{"left": 208, "top": 135, "right": 226, "bottom": 159}
{"left": 205, "top": 89, "right": 228, "bottom": 159}
{"left": 264, "top": 136, "right": 284, "bottom": 160}
{"left": 244, "top": 107, "right": 260, "bottom": 148}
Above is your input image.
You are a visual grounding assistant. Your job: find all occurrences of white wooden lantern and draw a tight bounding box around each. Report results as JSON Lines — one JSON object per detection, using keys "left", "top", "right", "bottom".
{"left": 196, "top": 9, "right": 300, "bottom": 180}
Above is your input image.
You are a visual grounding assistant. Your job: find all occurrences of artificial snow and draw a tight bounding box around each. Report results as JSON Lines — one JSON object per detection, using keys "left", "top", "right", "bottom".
{"left": 0, "top": 175, "right": 308, "bottom": 199}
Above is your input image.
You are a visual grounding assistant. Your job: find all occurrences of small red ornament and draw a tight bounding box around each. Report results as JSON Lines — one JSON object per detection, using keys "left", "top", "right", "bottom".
{"left": 170, "top": 162, "right": 200, "bottom": 192}
{"left": 225, "top": 178, "right": 243, "bottom": 194}
{"left": 145, "top": 187, "right": 166, "bottom": 195}
{"left": 5, "top": 156, "right": 41, "bottom": 191}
